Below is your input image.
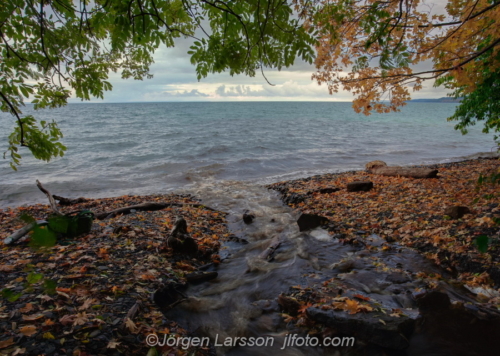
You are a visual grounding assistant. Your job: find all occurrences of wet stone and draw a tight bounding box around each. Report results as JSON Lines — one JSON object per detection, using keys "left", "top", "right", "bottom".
{"left": 306, "top": 307, "right": 415, "bottom": 350}
{"left": 386, "top": 273, "right": 411, "bottom": 284}
{"left": 297, "top": 213, "right": 329, "bottom": 232}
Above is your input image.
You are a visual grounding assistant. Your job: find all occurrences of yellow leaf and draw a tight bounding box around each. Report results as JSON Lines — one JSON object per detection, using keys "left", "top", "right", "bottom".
{"left": 43, "top": 332, "right": 55, "bottom": 339}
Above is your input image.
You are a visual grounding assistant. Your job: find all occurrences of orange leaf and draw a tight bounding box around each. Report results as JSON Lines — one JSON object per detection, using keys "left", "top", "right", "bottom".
{"left": 345, "top": 299, "right": 360, "bottom": 315}
{"left": 0, "top": 337, "right": 15, "bottom": 348}
{"left": 19, "top": 303, "right": 34, "bottom": 313}
{"left": 353, "top": 294, "right": 370, "bottom": 301}
{"left": 22, "top": 314, "right": 44, "bottom": 321}
{"left": 20, "top": 325, "right": 37, "bottom": 337}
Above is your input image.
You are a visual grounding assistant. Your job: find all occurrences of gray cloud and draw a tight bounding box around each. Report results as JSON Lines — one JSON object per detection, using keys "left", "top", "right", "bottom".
{"left": 163, "top": 89, "right": 209, "bottom": 97}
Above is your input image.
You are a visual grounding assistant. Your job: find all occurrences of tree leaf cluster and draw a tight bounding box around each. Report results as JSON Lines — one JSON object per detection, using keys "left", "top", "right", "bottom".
{"left": 1, "top": 0, "right": 315, "bottom": 168}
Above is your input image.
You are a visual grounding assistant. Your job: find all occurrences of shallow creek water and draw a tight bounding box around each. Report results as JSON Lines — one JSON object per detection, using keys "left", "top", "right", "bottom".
{"left": 171, "top": 181, "right": 478, "bottom": 355}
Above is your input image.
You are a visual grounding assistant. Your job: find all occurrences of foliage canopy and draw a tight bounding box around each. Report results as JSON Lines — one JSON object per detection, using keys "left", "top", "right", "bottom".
{"left": 1, "top": 0, "right": 315, "bottom": 168}
{"left": 297, "top": 0, "right": 500, "bottom": 141}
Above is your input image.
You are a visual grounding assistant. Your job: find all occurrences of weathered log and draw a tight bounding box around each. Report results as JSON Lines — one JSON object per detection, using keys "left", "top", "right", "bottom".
{"left": 96, "top": 202, "right": 218, "bottom": 220}
{"left": 36, "top": 180, "right": 63, "bottom": 215}
{"left": 53, "top": 195, "right": 88, "bottom": 206}
{"left": 185, "top": 271, "right": 218, "bottom": 283}
{"left": 259, "top": 235, "right": 283, "bottom": 261}
{"left": 370, "top": 166, "right": 438, "bottom": 178}
{"left": 3, "top": 220, "right": 47, "bottom": 245}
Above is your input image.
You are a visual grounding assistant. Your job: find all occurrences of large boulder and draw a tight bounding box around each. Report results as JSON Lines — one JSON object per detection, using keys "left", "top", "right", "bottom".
{"left": 365, "top": 160, "right": 388, "bottom": 170}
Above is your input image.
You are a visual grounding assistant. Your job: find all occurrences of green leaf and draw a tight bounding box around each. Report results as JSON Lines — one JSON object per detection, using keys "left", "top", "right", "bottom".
{"left": 475, "top": 235, "right": 489, "bottom": 253}
{"left": 30, "top": 225, "right": 57, "bottom": 248}
{"left": 27, "top": 273, "right": 44, "bottom": 284}
{"left": 43, "top": 279, "right": 57, "bottom": 295}
{"left": 1, "top": 288, "right": 23, "bottom": 302}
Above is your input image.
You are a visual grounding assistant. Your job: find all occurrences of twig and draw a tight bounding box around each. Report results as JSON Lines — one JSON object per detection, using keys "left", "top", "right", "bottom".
{"left": 36, "top": 180, "right": 63, "bottom": 215}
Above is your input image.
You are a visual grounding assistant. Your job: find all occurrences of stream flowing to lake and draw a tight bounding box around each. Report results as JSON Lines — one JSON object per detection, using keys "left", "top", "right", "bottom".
{"left": 165, "top": 180, "right": 479, "bottom": 356}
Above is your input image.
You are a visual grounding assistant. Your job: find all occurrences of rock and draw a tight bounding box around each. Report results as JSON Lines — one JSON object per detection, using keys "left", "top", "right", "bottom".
{"left": 407, "top": 291, "right": 500, "bottom": 356}
{"left": 153, "top": 283, "right": 186, "bottom": 309}
{"left": 171, "top": 216, "right": 188, "bottom": 236}
{"left": 347, "top": 181, "right": 374, "bottom": 192}
{"left": 167, "top": 235, "right": 198, "bottom": 255}
{"left": 243, "top": 211, "right": 255, "bottom": 224}
{"left": 283, "top": 193, "right": 306, "bottom": 205}
{"left": 311, "top": 187, "right": 341, "bottom": 194}
{"left": 415, "top": 290, "right": 451, "bottom": 313}
{"left": 167, "top": 216, "right": 198, "bottom": 255}
{"left": 277, "top": 294, "right": 301, "bottom": 315}
{"left": 444, "top": 206, "right": 471, "bottom": 219}
{"left": 386, "top": 273, "right": 411, "bottom": 284}
{"left": 297, "top": 213, "right": 329, "bottom": 232}
{"left": 366, "top": 160, "right": 388, "bottom": 170}
{"left": 306, "top": 307, "right": 415, "bottom": 350}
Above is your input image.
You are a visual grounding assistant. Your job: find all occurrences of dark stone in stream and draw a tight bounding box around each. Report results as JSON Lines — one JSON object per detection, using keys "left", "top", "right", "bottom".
{"left": 152, "top": 282, "right": 186, "bottom": 309}
{"left": 283, "top": 193, "right": 307, "bottom": 205}
{"left": 407, "top": 291, "right": 500, "bottom": 356}
{"left": 277, "top": 294, "right": 301, "bottom": 316}
{"left": 386, "top": 273, "right": 411, "bottom": 284}
{"left": 243, "top": 211, "right": 255, "bottom": 224}
{"left": 306, "top": 307, "right": 415, "bottom": 349}
{"left": 297, "top": 213, "right": 329, "bottom": 232}
{"left": 347, "top": 181, "right": 374, "bottom": 192}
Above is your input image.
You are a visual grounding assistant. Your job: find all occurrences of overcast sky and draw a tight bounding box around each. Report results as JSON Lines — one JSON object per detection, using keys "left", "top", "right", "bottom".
{"left": 70, "top": 2, "right": 450, "bottom": 104}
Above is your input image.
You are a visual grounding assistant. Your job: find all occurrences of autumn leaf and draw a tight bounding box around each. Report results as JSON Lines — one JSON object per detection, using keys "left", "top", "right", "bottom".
{"left": 353, "top": 294, "right": 370, "bottom": 301}
{"left": 107, "top": 339, "right": 121, "bottom": 349}
{"left": 124, "top": 317, "right": 137, "bottom": 333}
{"left": 73, "top": 312, "right": 90, "bottom": 326}
{"left": 0, "top": 265, "right": 16, "bottom": 272}
{"left": 19, "top": 325, "right": 37, "bottom": 337}
{"left": 19, "top": 303, "right": 34, "bottom": 313}
{"left": 43, "top": 332, "right": 55, "bottom": 339}
{"left": 59, "top": 314, "right": 76, "bottom": 326}
{"left": 297, "top": 302, "right": 314, "bottom": 314}
{"left": 22, "top": 314, "right": 44, "bottom": 321}
{"left": 345, "top": 299, "right": 360, "bottom": 315}
{"left": 0, "top": 337, "right": 15, "bottom": 349}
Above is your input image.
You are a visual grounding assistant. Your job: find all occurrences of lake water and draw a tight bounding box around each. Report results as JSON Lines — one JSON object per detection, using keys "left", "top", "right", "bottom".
{"left": 0, "top": 101, "right": 496, "bottom": 207}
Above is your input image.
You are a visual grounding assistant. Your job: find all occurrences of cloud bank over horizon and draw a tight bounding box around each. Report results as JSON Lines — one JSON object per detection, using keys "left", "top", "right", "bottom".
{"left": 68, "top": 43, "right": 450, "bottom": 104}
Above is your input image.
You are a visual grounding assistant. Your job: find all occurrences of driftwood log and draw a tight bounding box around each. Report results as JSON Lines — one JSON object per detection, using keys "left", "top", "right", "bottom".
{"left": 259, "top": 235, "right": 283, "bottom": 261}
{"left": 3, "top": 220, "right": 48, "bottom": 245}
{"left": 53, "top": 195, "right": 88, "bottom": 206}
{"left": 4, "top": 180, "right": 60, "bottom": 245}
{"left": 370, "top": 166, "right": 438, "bottom": 178}
{"left": 96, "top": 202, "right": 218, "bottom": 220}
